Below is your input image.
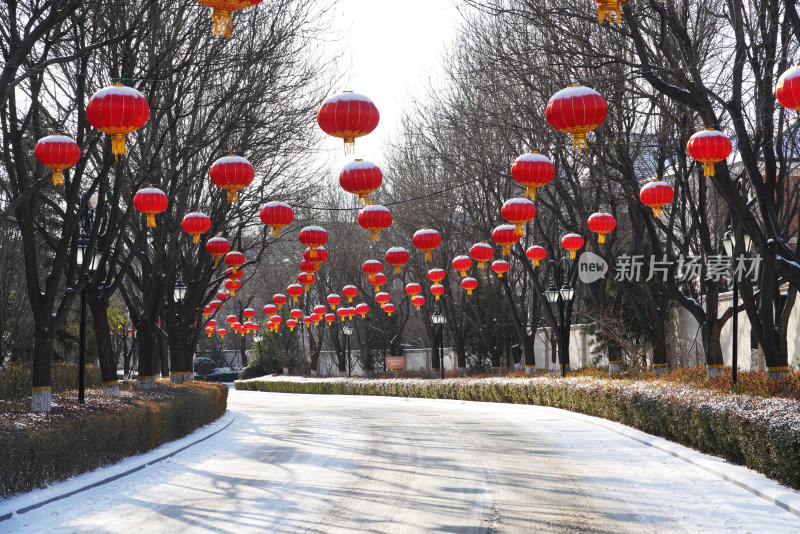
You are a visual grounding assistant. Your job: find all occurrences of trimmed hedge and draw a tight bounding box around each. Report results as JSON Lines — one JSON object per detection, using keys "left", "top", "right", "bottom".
{"left": 0, "top": 381, "right": 227, "bottom": 497}
{"left": 0, "top": 363, "right": 102, "bottom": 400}
{"left": 235, "top": 376, "right": 800, "bottom": 490}
{"left": 196, "top": 371, "right": 239, "bottom": 382}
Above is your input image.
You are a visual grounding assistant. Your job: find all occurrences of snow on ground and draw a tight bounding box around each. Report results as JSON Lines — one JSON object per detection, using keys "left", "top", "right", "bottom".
{"left": 1, "top": 390, "right": 798, "bottom": 533}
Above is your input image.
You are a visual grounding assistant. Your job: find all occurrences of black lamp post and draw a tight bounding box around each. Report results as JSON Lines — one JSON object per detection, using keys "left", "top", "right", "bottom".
{"left": 343, "top": 321, "right": 354, "bottom": 377}
{"left": 722, "top": 227, "right": 752, "bottom": 384}
{"left": 431, "top": 310, "right": 447, "bottom": 379}
{"left": 253, "top": 332, "right": 264, "bottom": 375}
{"left": 76, "top": 194, "right": 101, "bottom": 404}
{"left": 543, "top": 258, "right": 575, "bottom": 378}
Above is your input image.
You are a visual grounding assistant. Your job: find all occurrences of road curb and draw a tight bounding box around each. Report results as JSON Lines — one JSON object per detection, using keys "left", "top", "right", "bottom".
{"left": 0, "top": 414, "right": 235, "bottom": 522}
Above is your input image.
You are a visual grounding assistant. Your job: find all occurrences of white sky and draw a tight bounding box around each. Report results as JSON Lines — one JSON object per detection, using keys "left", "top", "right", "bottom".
{"left": 319, "top": 0, "right": 460, "bottom": 170}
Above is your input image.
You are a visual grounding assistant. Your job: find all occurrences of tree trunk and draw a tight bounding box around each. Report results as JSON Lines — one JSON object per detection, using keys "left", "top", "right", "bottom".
{"left": 87, "top": 294, "right": 119, "bottom": 397}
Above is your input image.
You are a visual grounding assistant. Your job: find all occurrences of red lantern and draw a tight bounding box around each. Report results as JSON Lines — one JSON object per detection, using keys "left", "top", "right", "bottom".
{"left": 327, "top": 293, "right": 342, "bottom": 310}
{"left": 317, "top": 91, "right": 380, "bottom": 154}
{"left": 300, "top": 260, "right": 319, "bottom": 274}
{"left": 210, "top": 155, "right": 254, "bottom": 204}
{"left": 511, "top": 152, "right": 554, "bottom": 200}
{"left": 461, "top": 277, "right": 479, "bottom": 295}
{"left": 337, "top": 307, "right": 349, "bottom": 322}
{"left": 452, "top": 255, "right": 472, "bottom": 277}
{"left": 272, "top": 293, "right": 287, "bottom": 310}
{"left": 133, "top": 187, "right": 168, "bottom": 228}
{"left": 561, "top": 233, "right": 585, "bottom": 259}
{"left": 206, "top": 236, "right": 231, "bottom": 268}
{"left": 546, "top": 85, "right": 608, "bottom": 149}
{"left": 286, "top": 284, "right": 304, "bottom": 303}
{"left": 304, "top": 246, "right": 328, "bottom": 264}
{"left": 224, "top": 251, "right": 245, "bottom": 273}
{"left": 299, "top": 226, "right": 328, "bottom": 258}
{"left": 209, "top": 299, "right": 222, "bottom": 311}
{"left": 385, "top": 247, "right": 410, "bottom": 274}
{"left": 207, "top": 319, "right": 218, "bottom": 328}
{"left": 383, "top": 303, "right": 396, "bottom": 317}
{"left": 411, "top": 294, "right": 425, "bottom": 310}
{"left": 195, "top": 0, "right": 263, "bottom": 37}
{"left": 224, "top": 278, "right": 241, "bottom": 296}
{"left": 491, "top": 260, "right": 510, "bottom": 278}
{"left": 85, "top": 85, "right": 150, "bottom": 158}
{"left": 243, "top": 308, "right": 256, "bottom": 319}
{"left": 259, "top": 201, "right": 294, "bottom": 238}
{"left": 290, "top": 308, "right": 303, "bottom": 320}
{"left": 358, "top": 205, "right": 392, "bottom": 241}
{"left": 298, "top": 272, "right": 316, "bottom": 291}
{"left": 375, "top": 292, "right": 391, "bottom": 308}
{"left": 371, "top": 273, "right": 387, "bottom": 292}
{"left": 686, "top": 129, "right": 732, "bottom": 177}
{"left": 526, "top": 246, "right": 547, "bottom": 267}
{"left": 639, "top": 179, "right": 674, "bottom": 218}
{"left": 181, "top": 212, "right": 211, "bottom": 244}
{"left": 325, "top": 313, "right": 336, "bottom": 325}
{"left": 413, "top": 229, "right": 441, "bottom": 261}
{"left": 203, "top": 305, "right": 212, "bottom": 319}
{"left": 356, "top": 303, "right": 370, "bottom": 317}
{"left": 216, "top": 289, "right": 231, "bottom": 302}
{"left": 501, "top": 198, "right": 536, "bottom": 235}
{"left": 427, "top": 268, "right": 446, "bottom": 286}
{"left": 595, "top": 0, "right": 623, "bottom": 24}
{"left": 405, "top": 283, "right": 422, "bottom": 296}
{"left": 776, "top": 63, "right": 800, "bottom": 110}
{"left": 362, "top": 259, "right": 383, "bottom": 282}
{"left": 205, "top": 327, "right": 216, "bottom": 339}
{"left": 303, "top": 316, "right": 314, "bottom": 328}
{"left": 339, "top": 159, "right": 383, "bottom": 206}
{"left": 286, "top": 319, "right": 297, "bottom": 331}
{"left": 226, "top": 314, "right": 238, "bottom": 325}
{"left": 313, "top": 305, "right": 327, "bottom": 316}
{"left": 470, "top": 243, "right": 494, "bottom": 269}
{"left": 587, "top": 211, "right": 616, "bottom": 243}
{"left": 492, "top": 224, "right": 521, "bottom": 255}
{"left": 430, "top": 284, "right": 445, "bottom": 300}
{"left": 217, "top": 328, "right": 227, "bottom": 339}
{"left": 271, "top": 315, "right": 283, "bottom": 326}
{"left": 263, "top": 304, "right": 277, "bottom": 317}
{"left": 34, "top": 134, "right": 81, "bottom": 186}
{"left": 342, "top": 285, "right": 358, "bottom": 302}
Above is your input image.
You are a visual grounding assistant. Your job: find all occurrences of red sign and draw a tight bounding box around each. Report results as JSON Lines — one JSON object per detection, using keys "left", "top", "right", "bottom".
{"left": 385, "top": 356, "right": 405, "bottom": 370}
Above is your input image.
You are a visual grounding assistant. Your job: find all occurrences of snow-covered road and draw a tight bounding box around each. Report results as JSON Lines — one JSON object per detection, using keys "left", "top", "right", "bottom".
{"left": 4, "top": 389, "right": 799, "bottom": 533}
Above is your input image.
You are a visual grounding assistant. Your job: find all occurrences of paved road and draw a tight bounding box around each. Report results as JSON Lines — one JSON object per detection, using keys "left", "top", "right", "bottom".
{"left": 7, "top": 390, "right": 799, "bottom": 533}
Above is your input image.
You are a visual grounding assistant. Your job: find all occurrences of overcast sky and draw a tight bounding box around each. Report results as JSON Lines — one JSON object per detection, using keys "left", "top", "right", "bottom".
{"left": 319, "top": 0, "right": 460, "bottom": 170}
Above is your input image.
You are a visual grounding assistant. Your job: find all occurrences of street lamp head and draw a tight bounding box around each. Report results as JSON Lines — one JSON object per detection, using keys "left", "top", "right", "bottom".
{"left": 342, "top": 323, "right": 354, "bottom": 335}
{"left": 77, "top": 237, "right": 89, "bottom": 266}
{"left": 431, "top": 312, "right": 446, "bottom": 325}
{"left": 544, "top": 285, "right": 559, "bottom": 303}
{"left": 722, "top": 229, "right": 734, "bottom": 257}
{"left": 560, "top": 284, "right": 575, "bottom": 302}
{"left": 742, "top": 229, "right": 753, "bottom": 253}
{"left": 253, "top": 333, "right": 264, "bottom": 343}
{"left": 174, "top": 280, "right": 187, "bottom": 302}
{"left": 89, "top": 193, "right": 99, "bottom": 210}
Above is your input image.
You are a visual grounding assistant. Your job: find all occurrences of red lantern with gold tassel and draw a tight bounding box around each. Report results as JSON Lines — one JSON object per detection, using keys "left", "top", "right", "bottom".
{"left": 686, "top": 129, "right": 732, "bottom": 177}
{"left": 371, "top": 273, "right": 386, "bottom": 293}
{"left": 776, "top": 63, "right": 800, "bottom": 110}
{"left": 546, "top": 85, "right": 608, "bottom": 149}
{"left": 511, "top": 152, "right": 554, "bottom": 200}
{"left": 286, "top": 284, "right": 304, "bottom": 303}
{"left": 298, "top": 272, "right": 316, "bottom": 291}
{"left": 639, "top": 179, "right": 674, "bottom": 218}
{"left": 210, "top": 155, "right": 254, "bottom": 204}
{"left": 385, "top": 247, "right": 409, "bottom": 274}
{"left": 356, "top": 303, "right": 370, "bottom": 318}
{"left": 375, "top": 292, "right": 391, "bottom": 309}
{"left": 339, "top": 159, "right": 383, "bottom": 206}
{"left": 224, "top": 251, "right": 245, "bottom": 273}
{"left": 263, "top": 304, "right": 277, "bottom": 317}
{"left": 427, "top": 268, "right": 446, "bottom": 286}
{"left": 470, "top": 243, "right": 494, "bottom": 269}
{"left": 405, "top": 283, "right": 422, "bottom": 297}
{"left": 298, "top": 226, "right": 328, "bottom": 258}
{"left": 181, "top": 212, "right": 211, "bottom": 244}
{"left": 327, "top": 294, "right": 341, "bottom": 310}
{"left": 224, "top": 278, "right": 241, "bottom": 296}
{"left": 299, "top": 260, "right": 319, "bottom": 275}
{"left": 452, "top": 255, "right": 472, "bottom": 277}
{"left": 526, "top": 245, "right": 546, "bottom": 267}
{"left": 587, "top": 211, "right": 616, "bottom": 243}
{"left": 304, "top": 246, "right": 328, "bottom": 264}
{"left": 85, "top": 85, "right": 149, "bottom": 159}
{"left": 358, "top": 205, "right": 392, "bottom": 241}
{"left": 259, "top": 201, "right": 294, "bottom": 238}
{"left": 501, "top": 198, "right": 536, "bottom": 235}
{"left": 133, "top": 187, "right": 168, "bottom": 228}
{"left": 206, "top": 236, "right": 231, "bottom": 268}
{"left": 362, "top": 259, "right": 383, "bottom": 283}
{"left": 491, "top": 260, "right": 510, "bottom": 278}
{"left": 34, "top": 134, "right": 80, "bottom": 186}
{"left": 317, "top": 91, "right": 380, "bottom": 155}
{"left": 195, "top": 0, "right": 263, "bottom": 37}
{"left": 561, "top": 233, "right": 585, "bottom": 259}
{"left": 430, "top": 284, "right": 445, "bottom": 301}
{"left": 272, "top": 293, "right": 287, "bottom": 310}
{"left": 383, "top": 303, "right": 395, "bottom": 317}
{"left": 413, "top": 229, "right": 441, "bottom": 261}
{"left": 461, "top": 277, "right": 478, "bottom": 295}
{"left": 411, "top": 294, "right": 425, "bottom": 310}
{"left": 492, "top": 224, "right": 520, "bottom": 255}
{"left": 342, "top": 285, "right": 358, "bottom": 303}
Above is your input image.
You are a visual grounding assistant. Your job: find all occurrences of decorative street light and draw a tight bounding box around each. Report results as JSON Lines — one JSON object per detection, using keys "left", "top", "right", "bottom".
{"left": 722, "top": 226, "right": 752, "bottom": 384}
{"left": 543, "top": 258, "right": 575, "bottom": 377}
{"left": 342, "top": 321, "right": 354, "bottom": 377}
{"left": 76, "top": 193, "right": 102, "bottom": 404}
{"left": 174, "top": 279, "right": 187, "bottom": 302}
{"left": 431, "top": 310, "right": 447, "bottom": 378}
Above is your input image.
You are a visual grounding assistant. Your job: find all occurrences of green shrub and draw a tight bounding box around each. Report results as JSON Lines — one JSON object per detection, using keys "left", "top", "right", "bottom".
{"left": 0, "top": 381, "right": 227, "bottom": 497}
{"left": 196, "top": 371, "right": 238, "bottom": 382}
{"left": 0, "top": 363, "right": 102, "bottom": 400}
{"left": 235, "top": 376, "right": 800, "bottom": 490}
{"left": 238, "top": 366, "right": 270, "bottom": 380}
